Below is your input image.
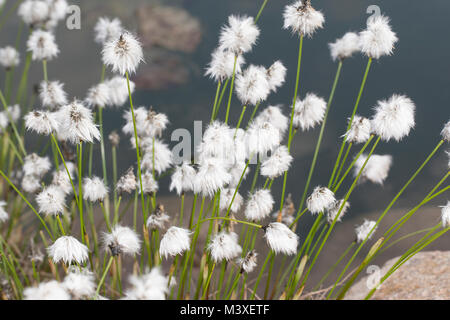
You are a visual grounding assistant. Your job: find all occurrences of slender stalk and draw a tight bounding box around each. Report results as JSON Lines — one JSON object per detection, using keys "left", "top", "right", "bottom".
{"left": 330, "top": 58, "right": 372, "bottom": 186}
{"left": 42, "top": 59, "right": 48, "bottom": 83}
{"left": 224, "top": 56, "right": 238, "bottom": 124}
{"left": 251, "top": 252, "right": 272, "bottom": 299}
{"left": 296, "top": 61, "right": 343, "bottom": 214}
{"left": 234, "top": 105, "right": 247, "bottom": 137}
{"left": 56, "top": 215, "right": 65, "bottom": 236}
{"left": 0, "top": 89, "right": 26, "bottom": 156}
{"left": 0, "top": 169, "right": 53, "bottom": 240}
{"left": 179, "top": 193, "right": 185, "bottom": 226}
{"left": 301, "top": 136, "right": 381, "bottom": 289}
{"left": 364, "top": 226, "right": 449, "bottom": 300}
{"left": 96, "top": 256, "right": 114, "bottom": 297}
{"left": 254, "top": 0, "right": 269, "bottom": 23}
{"left": 210, "top": 81, "right": 222, "bottom": 123}
{"left": 246, "top": 102, "right": 261, "bottom": 128}
{"left": 202, "top": 262, "right": 216, "bottom": 299}
{"left": 98, "top": 107, "right": 108, "bottom": 185}
{"left": 279, "top": 35, "right": 304, "bottom": 211}
{"left": 77, "top": 143, "right": 86, "bottom": 244}
{"left": 213, "top": 78, "right": 230, "bottom": 120}
{"left": 332, "top": 142, "right": 352, "bottom": 188}
{"left": 226, "top": 272, "right": 242, "bottom": 299}
{"left": 327, "top": 140, "right": 445, "bottom": 298}
{"left": 125, "top": 72, "right": 146, "bottom": 221}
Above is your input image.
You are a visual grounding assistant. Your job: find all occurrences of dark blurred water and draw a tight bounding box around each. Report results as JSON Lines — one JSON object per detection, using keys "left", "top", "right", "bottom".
{"left": 2, "top": 0, "right": 449, "bottom": 224}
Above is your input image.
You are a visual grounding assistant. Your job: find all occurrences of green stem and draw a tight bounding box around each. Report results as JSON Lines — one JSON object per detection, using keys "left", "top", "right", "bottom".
{"left": 296, "top": 61, "right": 343, "bottom": 214}
{"left": 234, "top": 105, "right": 247, "bottom": 137}
{"left": 96, "top": 256, "right": 114, "bottom": 297}
{"left": 224, "top": 56, "right": 238, "bottom": 125}
{"left": 0, "top": 169, "right": 53, "bottom": 240}
{"left": 210, "top": 81, "right": 222, "bottom": 123}
{"left": 254, "top": 0, "right": 269, "bottom": 23}
{"left": 279, "top": 35, "right": 304, "bottom": 211}
{"left": 330, "top": 58, "right": 372, "bottom": 186}
{"left": 327, "top": 140, "right": 445, "bottom": 299}
{"left": 301, "top": 136, "right": 381, "bottom": 289}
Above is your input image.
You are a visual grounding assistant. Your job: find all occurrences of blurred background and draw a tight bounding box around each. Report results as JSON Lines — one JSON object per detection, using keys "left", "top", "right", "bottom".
{"left": 2, "top": 0, "right": 450, "bottom": 288}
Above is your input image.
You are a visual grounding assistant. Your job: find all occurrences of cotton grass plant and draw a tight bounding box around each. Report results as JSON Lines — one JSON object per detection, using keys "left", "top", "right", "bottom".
{"left": 0, "top": 0, "right": 448, "bottom": 301}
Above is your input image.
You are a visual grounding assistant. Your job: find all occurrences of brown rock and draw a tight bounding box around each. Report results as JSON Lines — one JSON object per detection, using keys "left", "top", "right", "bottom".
{"left": 136, "top": 4, "right": 202, "bottom": 53}
{"left": 345, "top": 250, "right": 450, "bottom": 300}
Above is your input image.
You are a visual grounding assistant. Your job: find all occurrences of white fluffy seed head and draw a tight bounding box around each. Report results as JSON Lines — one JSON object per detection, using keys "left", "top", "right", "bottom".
{"left": 266, "top": 60, "right": 287, "bottom": 93}
{"left": 261, "top": 145, "right": 293, "bottom": 179}
{"left": 146, "top": 204, "right": 170, "bottom": 231}
{"left": 263, "top": 222, "right": 298, "bottom": 255}
{"left": 140, "top": 139, "right": 173, "bottom": 175}
{"left": 208, "top": 231, "right": 242, "bottom": 262}
{"left": 246, "top": 121, "right": 281, "bottom": 156}
{"left": 40, "top": 81, "right": 68, "bottom": 110}
{"left": 343, "top": 115, "right": 371, "bottom": 144}
{"left": 359, "top": 15, "right": 398, "bottom": 59}
{"left": 229, "top": 160, "right": 250, "bottom": 188}
{"left": 205, "top": 47, "right": 245, "bottom": 82}
{"left": 326, "top": 199, "right": 350, "bottom": 224}
{"left": 353, "top": 154, "right": 393, "bottom": 185}
{"left": 245, "top": 189, "right": 274, "bottom": 222}
{"left": 25, "top": 110, "right": 59, "bottom": 135}
{"left": 82, "top": 176, "right": 108, "bottom": 202}
{"left": 36, "top": 185, "right": 66, "bottom": 216}
{"left": 116, "top": 167, "right": 137, "bottom": 194}
{"left": 94, "top": 17, "right": 123, "bottom": 45}
{"left": 47, "top": 236, "right": 89, "bottom": 265}
{"left": 441, "top": 120, "right": 450, "bottom": 142}
{"left": 56, "top": 100, "right": 100, "bottom": 144}
{"left": 196, "top": 121, "right": 235, "bottom": 165}
{"left": 0, "top": 201, "right": 9, "bottom": 223}
{"left": 123, "top": 107, "right": 169, "bottom": 138}
{"left": 329, "top": 32, "right": 360, "bottom": 61}
{"left": 283, "top": 0, "right": 325, "bottom": 38}
{"left": 371, "top": 94, "right": 415, "bottom": 142}
{"left": 218, "top": 15, "right": 260, "bottom": 55}
{"left": 0, "top": 46, "right": 20, "bottom": 69}
{"left": 355, "top": 220, "right": 377, "bottom": 243}
{"left": 306, "top": 186, "right": 336, "bottom": 215}
{"left": 23, "top": 280, "right": 70, "bottom": 300}
{"left": 46, "top": 0, "right": 69, "bottom": 22}
{"left": 235, "top": 64, "right": 271, "bottom": 106}
{"left": 103, "top": 225, "right": 141, "bottom": 256}
{"left": 170, "top": 161, "right": 196, "bottom": 195}
{"left": 52, "top": 166, "right": 75, "bottom": 195}
{"left": 106, "top": 76, "right": 135, "bottom": 107}
{"left": 18, "top": 0, "right": 50, "bottom": 26}
{"left": 219, "top": 188, "right": 243, "bottom": 213}
{"left": 293, "top": 93, "right": 327, "bottom": 131}
{"left": 63, "top": 267, "right": 96, "bottom": 300}
{"left": 109, "top": 130, "right": 120, "bottom": 147}
{"left": 21, "top": 174, "right": 42, "bottom": 194}
{"left": 193, "top": 158, "right": 232, "bottom": 198}
{"left": 23, "top": 153, "right": 51, "bottom": 177}
{"left": 102, "top": 32, "right": 144, "bottom": 75}
{"left": 125, "top": 267, "right": 169, "bottom": 300}
{"left": 254, "top": 105, "right": 289, "bottom": 138}
{"left": 159, "top": 227, "right": 191, "bottom": 259}
{"left": 237, "top": 250, "right": 258, "bottom": 274}
{"left": 140, "top": 171, "right": 158, "bottom": 195}
{"left": 27, "top": 29, "right": 59, "bottom": 61}
{"left": 440, "top": 201, "right": 450, "bottom": 228}
{"left": 85, "top": 82, "right": 111, "bottom": 108}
